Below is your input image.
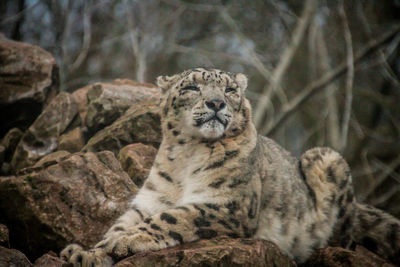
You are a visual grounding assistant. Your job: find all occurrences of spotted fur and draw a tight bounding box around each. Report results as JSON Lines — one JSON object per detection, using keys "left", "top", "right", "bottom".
{"left": 61, "top": 68, "right": 400, "bottom": 266}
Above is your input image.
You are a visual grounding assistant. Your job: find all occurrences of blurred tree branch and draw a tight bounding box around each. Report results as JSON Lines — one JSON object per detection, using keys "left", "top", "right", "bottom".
{"left": 263, "top": 24, "right": 400, "bottom": 136}
{"left": 254, "top": 0, "right": 317, "bottom": 129}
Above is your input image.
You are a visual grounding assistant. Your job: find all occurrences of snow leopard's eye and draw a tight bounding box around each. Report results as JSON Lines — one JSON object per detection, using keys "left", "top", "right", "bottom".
{"left": 182, "top": 86, "right": 200, "bottom": 91}
{"left": 225, "top": 87, "right": 236, "bottom": 93}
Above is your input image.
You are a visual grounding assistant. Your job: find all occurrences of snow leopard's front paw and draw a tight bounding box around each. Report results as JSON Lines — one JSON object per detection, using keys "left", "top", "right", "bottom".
{"left": 105, "top": 232, "right": 167, "bottom": 259}
{"left": 60, "top": 244, "right": 113, "bottom": 267}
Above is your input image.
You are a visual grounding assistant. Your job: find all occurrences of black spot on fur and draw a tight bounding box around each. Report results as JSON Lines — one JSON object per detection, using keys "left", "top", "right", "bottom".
{"left": 327, "top": 167, "right": 336, "bottom": 183}
{"left": 113, "top": 226, "right": 125, "bottom": 232}
{"left": 159, "top": 171, "right": 173, "bottom": 182}
{"left": 167, "top": 122, "right": 174, "bottom": 129}
{"left": 169, "top": 231, "right": 183, "bottom": 244}
{"left": 178, "top": 139, "right": 186, "bottom": 144}
{"left": 196, "top": 229, "right": 217, "bottom": 239}
{"left": 194, "top": 217, "right": 211, "bottom": 227}
{"left": 139, "top": 227, "right": 147, "bottom": 231}
{"left": 228, "top": 177, "right": 248, "bottom": 188}
{"left": 193, "top": 168, "right": 201, "bottom": 174}
{"left": 172, "top": 130, "right": 180, "bottom": 136}
{"left": 209, "top": 177, "right": 226, "bottom": 188}
{"left": 218, "top": 220, "right": 233, "bottom": 230}
{"left": 205, "top": 160, "right": 225, "bottom": 170}
{"left": 144, "top": 218, "right": 152, "bottom": 224}
{"left": 193, "top": 204, "right": 206, "bottom": 216}
{"left": 205, "top": 203, "right": 220, "bottom": 210}
{"left": 151, "top": 224, "right": 161, "bottom": 230}
{"left": 225, "top": 201, "right": 240, "bottom": 214}
{"left": 225, "top": 150, "right": 239, "bottom": 159}
{"left": 160, "top": 213, "right": 177, "bottom": 224}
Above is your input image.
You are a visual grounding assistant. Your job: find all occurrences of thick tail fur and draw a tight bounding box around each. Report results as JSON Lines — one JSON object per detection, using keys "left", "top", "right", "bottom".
{"left": 352, "top": 203, "right": 400, "bottom": 265}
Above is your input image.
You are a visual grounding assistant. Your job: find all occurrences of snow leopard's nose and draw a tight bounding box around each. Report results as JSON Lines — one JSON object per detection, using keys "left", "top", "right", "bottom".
{"left": 205, "top": 99, "right": 226, "bottom": 112}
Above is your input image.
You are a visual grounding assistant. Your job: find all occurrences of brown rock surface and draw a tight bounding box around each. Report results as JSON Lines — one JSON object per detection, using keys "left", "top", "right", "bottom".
{"left": 58, "top": 127, "right": 85, "bottom": 153}
{"left": 10, "top": 92, "right": 78, "bottom": 172}
{"left": 304, "top": 246, "right": 395, "bottom": 267}
{"left": 1, "top": 127, "right": 23, "bottom": 162}
{"left": 115, "top": 236, "right": 296, "bottom": 267}
{"left": 33, "top": 252, "right": 70, "bottom": 267}
{"left": 0, "top": 151, "right": 137, "bottom": 260}
{"left": 0, "top": 37, "right": 59, "bottom": 137}
{"left": 0, "top": 246, "right": 32, "bottom": 267}
{"left": 71, "top": 84, "right": 91, "bottom": 125}
{"left": 118, "top": 143, "right": 157, "bottom": 187}
{"left": 83, "top": 102, "right": 162, "bottom": 156}
{"left": 85, "top": 80, "right": 160, "bottom": 133}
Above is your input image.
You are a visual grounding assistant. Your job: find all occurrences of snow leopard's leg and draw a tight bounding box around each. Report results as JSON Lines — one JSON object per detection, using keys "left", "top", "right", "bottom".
{"left": 300, "top": 147, "right": 356, "bottom": 248}
{"left": 99, "top": 201, "right": 254, "bottom": 260}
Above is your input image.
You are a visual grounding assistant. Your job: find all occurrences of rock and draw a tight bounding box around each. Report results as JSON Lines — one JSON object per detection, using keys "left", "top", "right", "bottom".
{"left": 33, "top": 252, "right": 70, "bottom": 267}
{"left": 0, "top": 246, "right": 32, "bottom": 267}
{"left": 85, "top": 80, "right": 160, "bottom": 134}
{"left": 115, "top": 236, "right": 295, "bottom": 267}
{"left": 58, "top": 127, "right": 85, "bottom": 153}
{"left": 0, "top": 224, "right": 9, "bottom": 247}
{"left": 83, "top": 101, "right": 161, "bottom": 156}
{"left": 0, "top": 151, "right": 137, "bottom": 260}
{"left": 33, "top": 150, "right": 71, "bottom": 167}
{"left": 71, "top": 84, "right": 91, "bottom": 126}
{"left": 1, "top": 127, "right": 23, "bottom": 163}
{"left": 10, "top": 92, "right": 78, "bottom": 172}
{"left": 118, "top": 143, "right": 157, "bottom": 187}
{"left": 0, "top": 37, "right": 59, "bottom": 137}
{"left": 304, "top": 246, "right": 395, "bottom": 267}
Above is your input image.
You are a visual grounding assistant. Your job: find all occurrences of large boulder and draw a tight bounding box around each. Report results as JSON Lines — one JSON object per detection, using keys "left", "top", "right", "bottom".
{"left": 85, "top": 79, "right": 161, "bottom": 134}
{"left": 0, "top": 246, "right": 32, "bottom": 267}
{"left": 83, "top": 101, "right": 162, "bottom": 156}
{"left": 0, "top": 151, "right": 137, "bottom": 260}
{"left": 115, "top": 236, "right": 296, "bottom": 267}
{"left": 0, "top": 36, "right": 59, "bottom": 137}
{"left": 10, "top": 92, "right": 78, "bottom": 172}
{"left": 118, "top": 143, "right": 157, "bottom": 187}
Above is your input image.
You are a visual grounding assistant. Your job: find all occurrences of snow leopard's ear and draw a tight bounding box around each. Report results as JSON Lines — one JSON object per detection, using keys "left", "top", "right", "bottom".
{"left": 156, "top": 74, "right": 180, "bottom": 93}
{"left": 235, "top": 73, "right": 248, "bottom": 91}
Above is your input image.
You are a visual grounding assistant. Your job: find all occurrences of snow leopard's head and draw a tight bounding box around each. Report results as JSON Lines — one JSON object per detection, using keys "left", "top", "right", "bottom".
{"left": 157, "top": 68, "right": 251, "bottom": 141}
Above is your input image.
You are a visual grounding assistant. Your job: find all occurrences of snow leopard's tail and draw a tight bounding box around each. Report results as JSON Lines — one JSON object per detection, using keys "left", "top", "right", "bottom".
{"left": 352, "top": 203, "right": 400, "bottom": 265}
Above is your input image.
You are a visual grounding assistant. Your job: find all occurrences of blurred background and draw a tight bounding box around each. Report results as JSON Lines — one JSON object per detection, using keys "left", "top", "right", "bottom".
{"left": 1, "top": 0, "right": 400, "bottom": 217}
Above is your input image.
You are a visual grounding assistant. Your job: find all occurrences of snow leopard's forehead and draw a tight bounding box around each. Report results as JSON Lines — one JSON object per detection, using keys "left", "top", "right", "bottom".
{"left": 177, "top": 68, "right": 240, "bottom": 88}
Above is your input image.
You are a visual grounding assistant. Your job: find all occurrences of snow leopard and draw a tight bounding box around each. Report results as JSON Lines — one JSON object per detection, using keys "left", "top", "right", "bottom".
{"left": 61, "top": 68, "right": 400, "bottom": 266}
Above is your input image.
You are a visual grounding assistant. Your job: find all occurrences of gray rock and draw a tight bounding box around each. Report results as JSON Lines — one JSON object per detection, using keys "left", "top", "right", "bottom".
{"left": 118, "top": 143, "right": 157, "bottom": 187}
{"left": 83, "top": 101, "right": 161, "bottom": 156}
{"left": 85, "top": 79, "right": 161, "bottom": 134}
{"left": 0, "top": 37, "right": 59, "bottom": 137}
{"left": 0, "top": 151, "right": 137, "bottom": 260}
{"left": 10, "top": 92, "right": 78, "bottom": 172}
